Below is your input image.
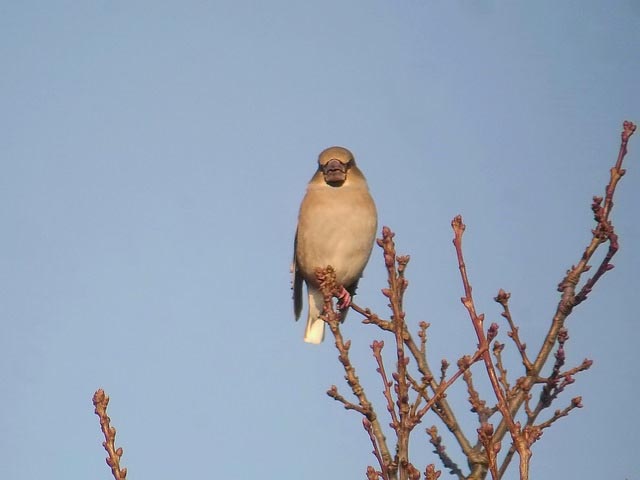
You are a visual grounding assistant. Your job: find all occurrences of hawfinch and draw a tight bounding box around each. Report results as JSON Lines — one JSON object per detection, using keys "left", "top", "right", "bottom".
{"left": 293, "top": 146, "right": 377, "bottom": 343}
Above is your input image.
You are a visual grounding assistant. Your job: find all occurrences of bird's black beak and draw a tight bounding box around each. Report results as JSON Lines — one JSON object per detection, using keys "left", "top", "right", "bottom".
{"left": 322, "top": 159, "right": 348, "bottom": 186}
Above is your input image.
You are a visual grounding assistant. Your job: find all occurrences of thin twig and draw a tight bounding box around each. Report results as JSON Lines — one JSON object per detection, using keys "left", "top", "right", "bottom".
{"left": 462, "top": 358, "right": 491, "bottom": 424}
{"left": 364, "top": 418, "right": 391, "bottom": 480}
{"left": 377, "top": 227, "right": 413, "bottom": 478}
{"left": 494, "top": 290, "right": 532, "bottom": 373}
{"left": 452, "top": 215, "right": 531, "bottom": 478}
{"left": 536, "top": 396, "right": 583, "bottom": 431}
{"left": 371, "top": 340, "right": 400, "bottom": 431}
{"left": 93, "top": 389, "right": 128, "bottom": 480}
{"left": 426, "top": 426, "right": 465, "bottom": 479}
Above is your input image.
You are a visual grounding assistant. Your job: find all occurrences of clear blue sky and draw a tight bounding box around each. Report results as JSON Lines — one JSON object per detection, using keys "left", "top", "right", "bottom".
{"left": 1, "top": 2, "right": 638, "bottom": 479}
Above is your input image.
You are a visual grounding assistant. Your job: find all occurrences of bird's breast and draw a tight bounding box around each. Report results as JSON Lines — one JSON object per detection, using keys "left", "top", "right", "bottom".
{"left": 296, "top": 185, "right": 377, "bottom": 287}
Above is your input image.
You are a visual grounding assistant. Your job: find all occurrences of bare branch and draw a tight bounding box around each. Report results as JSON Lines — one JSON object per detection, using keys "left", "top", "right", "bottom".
{"left": 452, "top": 215, "right": 532, "bottom": 477}
{"left": 92, "top": 389, "right": 128, "bottom": 480}
{"left": 495, "top": 120, "right": 636, "bottom": 475}
{"left": 426, "top": 426, "right": 465, "bottom": 479}
{"left": 317, "top": 266, "right": 394, "bottom": 474}
{"left": 494, "top": 290, "right": 532, "bottom": 373}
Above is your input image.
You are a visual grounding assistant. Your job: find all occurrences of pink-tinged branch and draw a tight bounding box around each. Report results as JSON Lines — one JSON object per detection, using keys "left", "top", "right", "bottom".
{"left": 93, "top": 389, "right": 128, "bottom": 480}
{"left": 494, "top": 289, "right": 532, "bottom": 373}
{"left": 451, "top": 215, "right": 532, "bottom": 478}
{"left": 316, "top": 265, "right": 394, "bottom": 475}
{"left": 495, "top": 120, "right": 636, "bottom": 475}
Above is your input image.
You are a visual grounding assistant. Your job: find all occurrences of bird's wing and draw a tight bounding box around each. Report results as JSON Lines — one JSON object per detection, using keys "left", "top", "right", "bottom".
{"left": 292, "top": 230, "right": 304, "bottom": 320}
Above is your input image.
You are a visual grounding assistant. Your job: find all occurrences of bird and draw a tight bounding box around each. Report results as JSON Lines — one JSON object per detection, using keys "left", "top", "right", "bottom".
{"left": 292, "top": 146, "right": 378, "bottom": 344}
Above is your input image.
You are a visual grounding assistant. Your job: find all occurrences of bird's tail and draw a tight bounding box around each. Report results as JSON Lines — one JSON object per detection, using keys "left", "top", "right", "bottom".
{"left": 303, "top": 287, "right": 326, "bottom": 344}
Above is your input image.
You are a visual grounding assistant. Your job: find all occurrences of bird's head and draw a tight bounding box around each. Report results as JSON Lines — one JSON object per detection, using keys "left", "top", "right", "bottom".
{"left": 317, "top": 146, "right": 355, "bottom": 187}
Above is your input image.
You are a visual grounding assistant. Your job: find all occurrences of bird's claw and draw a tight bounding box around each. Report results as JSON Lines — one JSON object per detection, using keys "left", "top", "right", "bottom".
{"left": 336, "top": 286, "right": 352, "bottom": 311}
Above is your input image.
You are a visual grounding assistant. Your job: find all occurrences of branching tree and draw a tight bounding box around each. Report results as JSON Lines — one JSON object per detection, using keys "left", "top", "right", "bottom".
{"left": 93, "top": 121, "right": 635, "bottom": 480}
{"left": 316, "top": 120, "right": 636, "bottom": 480}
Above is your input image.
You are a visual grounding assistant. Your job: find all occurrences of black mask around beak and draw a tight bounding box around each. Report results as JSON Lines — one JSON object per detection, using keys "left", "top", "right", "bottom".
{"left": 322, "top": 159, "right": 348, "bottom": 186}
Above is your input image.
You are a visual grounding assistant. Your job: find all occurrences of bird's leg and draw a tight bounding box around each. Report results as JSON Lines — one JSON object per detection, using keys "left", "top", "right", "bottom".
{"left": 336, "top": 286, "right": 352, "bottom": 311}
